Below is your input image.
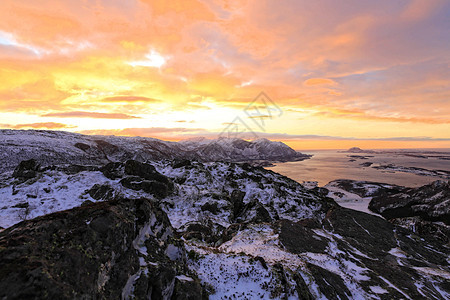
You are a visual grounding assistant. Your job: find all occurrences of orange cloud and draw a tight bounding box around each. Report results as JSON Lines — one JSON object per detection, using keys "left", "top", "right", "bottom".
{"left": 314, "top": 108, "right": 450, "bottom": 124}
{"left": 304, "top": 78, "right": 337, "bottom": 86}
{"left": 1, "top": 122, "right": 75, "bottom": 129}
{"left": 42, "top": 112, "right": 140, "bottom": 119}
{"left": 401, "top": 0, "right": 446, "bottom": 22}
{"left": 102, "top": 96, "right": 160, "bottom": 102}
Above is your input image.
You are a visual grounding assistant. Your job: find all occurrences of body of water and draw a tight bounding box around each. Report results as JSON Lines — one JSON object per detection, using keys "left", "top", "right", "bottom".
{"left": 267, "top": 149, "right": 450, "bottom": 187}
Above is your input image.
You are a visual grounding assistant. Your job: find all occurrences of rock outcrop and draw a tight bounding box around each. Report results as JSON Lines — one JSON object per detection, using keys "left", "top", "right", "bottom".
{"left": 369, "top": 180, "right": 450, "bottom": 223}
{"left": 369, "top": 180, "right": 450, "bottom": 243}
{"left": 326, "top": 179, "right": 450, "bottom": 244}
{"left": 0, "top": 197, "right": 205, "bottom": 299}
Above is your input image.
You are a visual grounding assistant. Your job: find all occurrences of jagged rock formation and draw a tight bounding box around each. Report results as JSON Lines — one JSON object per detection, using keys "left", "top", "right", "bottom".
{"left": 1, "top": 159, "right": 449, "bottom": 299}
{"left": 326, "top": 179, "right": 450, "bottom": 244}
{"left": 0, "top": 197, "right": 205, "bottom": 299}
{"left": 369, "top": 181, "right": 449, "bottom": 222}
{"left": 369, "top": 180, "right": 450, "bottom": 244}
{"left": 0, "top": 129, "right": 310, "bottom": 174}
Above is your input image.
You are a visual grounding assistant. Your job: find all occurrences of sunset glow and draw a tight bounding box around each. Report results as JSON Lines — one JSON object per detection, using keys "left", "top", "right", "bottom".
{"left": 0, "top": 0, "right": 449, "bottom": 149}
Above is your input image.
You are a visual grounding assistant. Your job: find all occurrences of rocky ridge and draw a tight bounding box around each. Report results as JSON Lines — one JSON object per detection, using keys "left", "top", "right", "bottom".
{"left": 326, "top": 179, "right": 450, "bottom": 244}
{"left": 0, "top": 130, "right": 311, "bottom": 174}
{"left": 0, "top": 158, "right": 449, "bottom": 299}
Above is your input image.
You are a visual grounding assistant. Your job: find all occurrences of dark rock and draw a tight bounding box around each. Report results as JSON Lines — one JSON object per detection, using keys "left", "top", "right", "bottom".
{"left": 87, "top": 184, "right": 115, "bottom": 200}
{"left": 307, "top": 263, "right": 352, "bottom": 299}
{"left": 253, "top": 256, "right": 267, "bottom": 270}
{"left": 236, "top": 200, "right": 272, "bottom": 223}
{"left": 173, "top": 159, "right": 192, "bottom": 169}
{"left": 120, "top": 176, "right": 143, "bottom": 190}
{"left": 12, "top": 159, "right": 40, "bottom": 180}
{"left": 296, "top": 218, "right": 322, "bottom": 229}
{"left": 391, "top": 217, "right": 450, "bottom": 244}
{"left": 270, "top": 263, "right": 290, "bottom": 298}
{"left": 229, "top": 190, "right": 245, "bottom": 219}
{"left": 81, "top": 200, "right": 94, "bottom": 207}
{"left": 0, "top": 198, "right": 202, "bottom": 299}
{"left": 183, "top": 223, "right": 212, "bottom": 242}
{"left": 221, "top": 223, "right": 245, "bottom": 244}
{"left": 311, "top": 187, "right": 330, "bottom": 197}
{"left": 324, "top": 207, "right": 396, "bottom": 257}
{"left": 252, "top": 201, "right": 272, "bottom": 223}
{"left": 172, "top": 276, "right": 205, "bottom": 300}
{"left": 12, "top": 202, "right": 29, "bottom": 209}
{"left": 94, "top": 139, "right": 119, "bottom": 156}
{"left": 124, "top": 160, "right": 156, "bottom": 177}
{"left": 120, "top": 177, "right": 170, "bottom": 199}
{"left": 102, "top": 160, "right": 174, "bottom": 197}
{"left": 59, "top": 164, "right": 100, "bottom": 175}
{"left": 360, "top": 162, "right": 373, "bottom": 167}
{"left": 330, "top": 179, "right": 449, "bottom": 243}
{"left": 279, "top": 220, "right": 328, "bottom": 253}
{"left": 293, "top": 272, "right": 314, "bottom": 300}
{"left": 369, "top": 180, "right": 450, "bottom": 224}
{"left": 201, "top": 202, "right": 219, "bottom": 214}
{"left": 100, "top": 162, "right": 123, "bottom": 180}
{"left": 74, "top": 142, "right": 90, "bottom": 151}
{"left": 140, "top": 180, "right": 170, "bottom": 198}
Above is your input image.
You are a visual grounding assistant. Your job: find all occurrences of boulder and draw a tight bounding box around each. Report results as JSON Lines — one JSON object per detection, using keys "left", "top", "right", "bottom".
{"left": 87, "top": 184, "right": 115, "bottom": 200}
{"left": 100, "top": 162, "right": 123, "bottom": 180}
{"left": 120, "top": 177, "right": 170, "bottom": 199}
{"left": 12, "top": 159, "right": 40, "bottom": 180}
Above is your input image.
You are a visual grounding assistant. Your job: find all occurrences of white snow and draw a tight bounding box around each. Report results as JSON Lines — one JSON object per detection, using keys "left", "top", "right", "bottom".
{"left": 413, "top": 267, "right": 450, "bottom": 280}
{"left": 0, "top": 170, "right": 106, "bottom": 228}
{"left": 175, "top": 275, "right": 194, "bottom": 282}
{"left": 186, "top": 243, "right": 296, "bottom": 299}
{"left": 218, "top": 224, "right": 306, "bottom": 270}
{"left": 325, "top": 184, "right": 380, "bottom": 216}
{"left": 369, "top": 286, "right": 388, "bottom": 294}
{"left": 388, "top": 247, "right": 407, "bottom": 258}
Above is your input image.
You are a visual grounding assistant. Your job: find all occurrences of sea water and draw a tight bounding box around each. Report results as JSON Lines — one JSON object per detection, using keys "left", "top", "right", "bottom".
{"left": 267, "top": 149, "right": 450, "bottom": 187}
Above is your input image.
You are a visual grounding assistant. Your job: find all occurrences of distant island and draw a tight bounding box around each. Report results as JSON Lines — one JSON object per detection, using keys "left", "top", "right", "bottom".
{"left": 340, "top": 147, "right": 376, "bottom": 154}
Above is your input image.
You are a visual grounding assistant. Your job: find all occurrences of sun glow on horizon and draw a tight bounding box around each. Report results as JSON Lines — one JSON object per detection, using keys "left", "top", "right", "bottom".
{"left": 0, "top": 0, "right": 448, "bottom": 149}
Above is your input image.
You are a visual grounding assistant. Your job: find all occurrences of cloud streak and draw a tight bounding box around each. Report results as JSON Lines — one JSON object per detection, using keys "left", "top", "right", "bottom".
{"left": 42, "top": 111, "right": 140, "bottom": 119}
{"left": 1, "top": 122, "right": 75, "bottom": 129}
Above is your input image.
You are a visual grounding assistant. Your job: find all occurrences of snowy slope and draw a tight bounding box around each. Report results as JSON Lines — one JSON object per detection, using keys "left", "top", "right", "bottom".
{"left": 1, "top": 158, "right": 449, "bottom": 299}
{"left": 0, "top": 129, "right": 310, "bottom": 174}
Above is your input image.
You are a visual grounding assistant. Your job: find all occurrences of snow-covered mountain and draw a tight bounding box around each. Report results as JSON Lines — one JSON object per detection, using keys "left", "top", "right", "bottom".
{"left": 1, "top": 157, "right": 449, "bottom": 299}
{"left": 0, "top": 129, "right": 310, "bottom": 174}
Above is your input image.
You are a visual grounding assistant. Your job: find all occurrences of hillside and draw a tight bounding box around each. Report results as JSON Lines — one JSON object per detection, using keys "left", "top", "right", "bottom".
{"left": 0, "top": 130, "right": 311, "bottom": 174}
{"left": 0, "top": 155, "right": 449, "bottom": 299}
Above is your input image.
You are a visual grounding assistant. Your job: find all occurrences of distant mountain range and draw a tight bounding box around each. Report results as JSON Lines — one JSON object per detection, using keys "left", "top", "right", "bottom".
{"left": 0, "top": 130, "right": 311, "bottom": 173}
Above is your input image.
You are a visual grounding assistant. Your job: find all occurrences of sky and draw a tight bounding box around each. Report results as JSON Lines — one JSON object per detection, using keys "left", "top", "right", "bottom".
{"left": 0, "top": 0, "right": 449, "bottom": 149}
